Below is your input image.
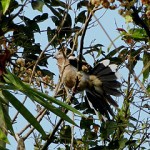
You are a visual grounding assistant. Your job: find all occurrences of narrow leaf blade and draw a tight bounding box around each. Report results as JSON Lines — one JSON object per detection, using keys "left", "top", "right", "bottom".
{"left": 2, "top": 90, "right": 47, "bottom": 139}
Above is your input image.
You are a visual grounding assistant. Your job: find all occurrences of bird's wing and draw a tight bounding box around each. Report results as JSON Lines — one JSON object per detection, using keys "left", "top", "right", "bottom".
{"left": 85, "top": 59, "right": 121, "bottom": 120}
{"left": 86, "top": 91, "right": 114, "bottom": 120}
{"left": 68, "top": 55, "right": 93, "bottom": 73}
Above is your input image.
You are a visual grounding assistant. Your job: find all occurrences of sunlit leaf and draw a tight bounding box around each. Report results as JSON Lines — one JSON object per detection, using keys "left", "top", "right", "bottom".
{"left": 125, "top": 15, "right": 133, "bottom": 23}
{"left": 119, "top": 138, "right": 128, "bottom": 149}
{"left": 0, "top": 127, "right": 9, "bottom": 144}
{"left": 0, "top": 103, "right": 10, "bottom": 145}
{"left": 129, "top": 28, "right": 148, "bottom": 41}
{"left": 1, "top": 0, "right": 10, "bottom": 14}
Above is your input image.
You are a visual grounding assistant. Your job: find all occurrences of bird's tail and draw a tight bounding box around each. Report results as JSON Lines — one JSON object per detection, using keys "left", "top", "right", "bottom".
{"left": 86, "top": 60, "right": 121, "bottom": 120}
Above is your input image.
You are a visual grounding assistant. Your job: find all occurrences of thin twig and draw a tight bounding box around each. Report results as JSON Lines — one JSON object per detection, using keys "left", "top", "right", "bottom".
{"left": 132, "top": 70, "right": 150, "bottom": 98}
{"left": 12, "top": 96, "right": 28, "bottom": 123}
{"left": 78, "top": 9, "right": 95, "bottom": 71}
{"left": 131, "top": 6, "right": 150, "bottom": 38}
{"left": 17, "top": 108, "right": 46, "bottom": 136}
{"left": 93, "top": 14, "right": 117, "bottom": 49}
{"left": 22, "top": 109, "right": 47, "bottom": 141}
{"left": 42, "top": 7, "right": 100, "bottom": 149}
{"left": 16, "top": 6, "right": 68, "bottom": 142}
{"left": 70, "top": 112, "right": 75, "bottom": 150}
{"left": 10, "top": 0, "right": 28, "bottom": 21}
{"left": 41, "top": 77, "right": 80, "bottom": 150}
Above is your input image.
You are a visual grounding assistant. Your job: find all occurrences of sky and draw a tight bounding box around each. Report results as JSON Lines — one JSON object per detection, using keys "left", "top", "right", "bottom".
{"left": 6, "top": 1, "right": 149, "bottom": 150}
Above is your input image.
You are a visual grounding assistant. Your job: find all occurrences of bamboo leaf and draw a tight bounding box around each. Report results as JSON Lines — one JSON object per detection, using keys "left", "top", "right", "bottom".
{"left": 2, "top": 90, "right": 47, "bottom": 139}
{"left": 1, "top": 0, "right": 11, "bottom": 14}
{"left": 4, "top": 70, "right": 85, "bottom": 118}
{"left": 26, "top": 87, "right": 84, "bottom": 118}
{"left": 24, "top": 92, "right": 77, "bottom": 126}
{"left": 0, "top": 96, "right": 14, "bottom": 137}
{"left": 0, "top": 104, "right": 10, "bottom": 144}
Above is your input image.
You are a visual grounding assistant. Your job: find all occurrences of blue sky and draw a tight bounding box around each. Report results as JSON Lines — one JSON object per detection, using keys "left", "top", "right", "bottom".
{"left": 6, "top": 1, "right": 149, "bottom": 149}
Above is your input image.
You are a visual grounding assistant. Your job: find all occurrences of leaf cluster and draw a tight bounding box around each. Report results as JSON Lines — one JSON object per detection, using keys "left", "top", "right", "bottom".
{"left": 0, "top": 0, "right": 149, "bottom": 150}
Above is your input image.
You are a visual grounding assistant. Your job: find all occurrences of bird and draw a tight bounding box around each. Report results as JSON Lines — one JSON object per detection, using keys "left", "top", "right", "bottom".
{"left": 54, "top": 49, "right": 121, "bottom": 120}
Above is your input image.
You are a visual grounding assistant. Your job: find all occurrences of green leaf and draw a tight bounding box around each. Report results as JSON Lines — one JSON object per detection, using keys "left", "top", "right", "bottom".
{"left": 0, "top": 83, "right": 18, "bottom": 91}
{"left": 146, "top": 84, "right": 150, "bottom": 93}
{"left": 4, "top": 69, "right": 83, "bottom": 118}
{"left": 47, "top": 27, "right": 57, "bottom": 45}
{"left": 24, "top": 91, "right": 77, "bottom": 126}
{"left": 63, "top": 13, "right": 72, "bottom": 27}
{"left": 32, "top": 90, "right": 83, "bottom": 118}
{"left": 28, "top": 87, "right": 84, "bottom": 118}
{"left": 77, "top": 1, "right": 89, "bottom": 9}
{"left": 51, "top": 0, "right": 70, "bottom": 9}
{"left": 125, "top": 15, "right": 133, "bottom": 23}
{"left": 3, "top": 70, "right": 83, "bottom": 124}
{"left": 47, "top": 5, "right": 62, "bottom": 19}
{"left": 19, "top": 16, "right": 40, "bottom": 32}
{"left": 31, "top": 0, "right": 44, "bottom": 12}
{"left": 51, "top": 16, "right": 60, "bottom": 26}
{"left": 0, "top": 112, "right": 10, "bottom": 145}
{"left": 0, "top": 127, "right": 9, "bottom": 144}
{"left": 119, "top": 138, "right": 128, "bottom": 149}
{"left": 0, "top": 146, "right": 9, "bottom": 150}
{"left": 1, "top": 0, "right": 10, "bottom": 14}
{"left": 75, "top": 10, "right": 86, "bottom": 23}
{"left": 2, "top": 90, "right": 47, "bottom": 139}
{"left": 143, "top": 51, "right": 150, "bottom": 82}
{"left": 3, "top": 71, "right": 24, "bottom": 91}
{"left": 129, "top": 28, "right": 148, "bottom": 41}
{"left": 0, "top": 97, "right": 14, "bottom": 137}
{"left": 33, "top": 13, "right": 48, "bottom": 23}
{"left": 60, "top": 125, "right": 71, "bottom": 143}
{"left": 80, "top": 116, "right": 93, "bottom": 129}
{"left": 107, "top": 46, "right": 125, "bottom": 57}
{"left": 100, "top": 121, "right": 118, "bottom": 139}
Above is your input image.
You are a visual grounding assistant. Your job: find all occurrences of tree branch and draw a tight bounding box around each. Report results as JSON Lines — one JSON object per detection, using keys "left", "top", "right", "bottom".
{"left": 131, "top": 6, "right": 150, "bottom": 38}
{"left": 41, "top": 77, "right": 80, "bottom": 150}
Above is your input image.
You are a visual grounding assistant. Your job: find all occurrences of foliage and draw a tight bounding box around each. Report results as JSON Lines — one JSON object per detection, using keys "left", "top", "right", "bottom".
{"left": 0, "top": 0, "right": 149, "bottom": 149}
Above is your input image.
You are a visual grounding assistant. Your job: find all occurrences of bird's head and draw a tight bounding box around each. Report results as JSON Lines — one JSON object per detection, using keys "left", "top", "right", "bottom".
{"left": 54, "top": 50, "right": 64, "bottom": 60}
{"left": 54, "top": 48, "right": 75, "bottom": 60}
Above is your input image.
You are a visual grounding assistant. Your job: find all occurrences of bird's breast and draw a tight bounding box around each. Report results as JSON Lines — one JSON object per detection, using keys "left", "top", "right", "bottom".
{"left": 62, "top": 66, "right": 90, "bottom": 92}
{"left": 63, "top": 65, "right": 77, "bottom": 89}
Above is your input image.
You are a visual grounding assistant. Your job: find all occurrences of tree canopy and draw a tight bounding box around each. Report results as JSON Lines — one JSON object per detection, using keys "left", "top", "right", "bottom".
{"left": 0, "top": 0, "right": 149, "bottom": 149}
